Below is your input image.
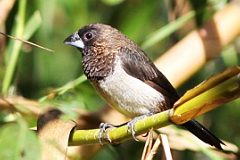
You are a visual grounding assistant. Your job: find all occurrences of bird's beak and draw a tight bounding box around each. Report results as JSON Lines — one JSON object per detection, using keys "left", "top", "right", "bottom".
{"left": 64, "top": 31, "right": 84, "bottom": 49}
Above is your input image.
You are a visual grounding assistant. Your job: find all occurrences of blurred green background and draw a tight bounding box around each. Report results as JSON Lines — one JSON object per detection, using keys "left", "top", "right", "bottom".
{"left": 0, "top": 0, "right": 239, "bottom": 159}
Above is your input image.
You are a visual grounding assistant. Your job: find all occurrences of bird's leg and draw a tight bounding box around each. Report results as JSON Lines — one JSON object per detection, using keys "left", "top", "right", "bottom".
{"left": 127, "top": 113, "right": 153, "bottom": 141}
{"left": 98, "top": 122, "right": 127, "bottom": 144}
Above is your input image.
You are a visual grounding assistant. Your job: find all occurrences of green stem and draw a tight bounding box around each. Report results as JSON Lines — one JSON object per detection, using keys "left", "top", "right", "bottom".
{"left": 39, "top": 74, "right": 87, "bottom": 102}
{"left": 2, "top": 0, "right": 26, "bottom": 96}
{"left": 68, "top": 110, "right": 170, "bottom": 146}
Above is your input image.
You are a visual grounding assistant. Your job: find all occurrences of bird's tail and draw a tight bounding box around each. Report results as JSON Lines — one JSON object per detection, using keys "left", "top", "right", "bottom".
{"left": 182, "top": 119, "right": 225, "bottom": 150}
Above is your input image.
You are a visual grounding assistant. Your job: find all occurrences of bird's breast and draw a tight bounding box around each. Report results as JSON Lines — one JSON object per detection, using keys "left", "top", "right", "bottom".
{"left": 91, "top": 58, "right": 165, "bottom": 118}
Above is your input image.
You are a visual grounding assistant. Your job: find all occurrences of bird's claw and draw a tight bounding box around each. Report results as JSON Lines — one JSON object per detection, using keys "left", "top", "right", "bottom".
{"left": 127, "top": 118, "right": 139, "bottom": 141}
{"left": 98, "top": 122, "right": 116, "bottom": 145}
{"left": 127, "top": 113, "right": 153, "bottom": 141}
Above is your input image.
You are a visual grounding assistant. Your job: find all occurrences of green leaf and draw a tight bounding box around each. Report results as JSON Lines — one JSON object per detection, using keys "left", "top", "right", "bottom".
{"left": 0, "top": 120, "right": 40, "bottom": 160}
{"left": 2, "top": 1, "right": 42, "bottom": 96}
{"left": 221, "top": 44, "right": 239, "bottom": 67}
{"left": 2, "top": 0, "right": 27, "bottom": 95}
{"left": 101, "top": 0, "right": 124, "bottom": 6}
{"left": 141, "top": 11, "right": 196, "bottom": 50}
{"left": 23, "top": 11, "right": 42, "bottom": 39}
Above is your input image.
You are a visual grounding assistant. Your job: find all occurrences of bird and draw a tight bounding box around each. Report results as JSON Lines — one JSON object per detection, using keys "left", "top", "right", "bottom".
{"left": 64, "top": 23, "right": 224, "bottom": 150}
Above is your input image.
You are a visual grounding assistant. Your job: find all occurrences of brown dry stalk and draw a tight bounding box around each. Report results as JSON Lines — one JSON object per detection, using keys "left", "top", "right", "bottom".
{"left": 155, "top": 1, "right": 240, "bottom": 87}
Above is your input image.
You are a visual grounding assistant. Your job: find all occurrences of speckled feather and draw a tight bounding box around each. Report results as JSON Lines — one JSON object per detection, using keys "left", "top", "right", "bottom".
{"left": 79, "top": 24, "right": 179, "bottom": 112}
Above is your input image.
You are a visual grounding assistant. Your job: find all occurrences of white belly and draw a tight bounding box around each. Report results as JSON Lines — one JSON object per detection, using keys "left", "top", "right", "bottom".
{"left": 92, "top": 59, "right": 165, "bottom": 118}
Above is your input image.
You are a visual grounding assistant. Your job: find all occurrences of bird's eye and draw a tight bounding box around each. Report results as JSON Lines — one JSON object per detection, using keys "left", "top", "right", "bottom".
{"left": 85, "top": 33, "right": 93, "bottom": 40}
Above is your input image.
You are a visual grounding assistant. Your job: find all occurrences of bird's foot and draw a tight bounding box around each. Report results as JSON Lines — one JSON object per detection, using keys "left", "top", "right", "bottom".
{"left": 98, "top": 113, "right": 152, "bottom": 144}
{"left": 98, "top": 122, "right": 117, "bottom": 145}
{"left": 127, "top": 113, "right": 153, "bottom": 141}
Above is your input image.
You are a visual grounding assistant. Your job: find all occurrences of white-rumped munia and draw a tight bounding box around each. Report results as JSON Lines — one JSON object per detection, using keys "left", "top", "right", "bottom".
{"left": 64, "top": 23, "right": 224, "bottom": 150}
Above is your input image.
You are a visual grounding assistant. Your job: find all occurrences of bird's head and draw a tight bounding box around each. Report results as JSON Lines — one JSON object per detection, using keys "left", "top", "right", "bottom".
{"left": 64, "top": 23, "right": 129, "bottom": 54}
{"left": 64, "top": 23, "right": 130, "bottom": 80}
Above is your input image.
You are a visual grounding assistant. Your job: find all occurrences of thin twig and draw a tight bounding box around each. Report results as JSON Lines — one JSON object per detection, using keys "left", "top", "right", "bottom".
{"left": 145, "top": 135, "right": 161, "bottom": 160}
{"left": 0, "top": 32, "right": 55, "bottom": 52}
{"left": 160, "top": 134, "right": 172, "bottom": 160}
{"left": 141, "top": 130, "right": 153, "bottom": 160}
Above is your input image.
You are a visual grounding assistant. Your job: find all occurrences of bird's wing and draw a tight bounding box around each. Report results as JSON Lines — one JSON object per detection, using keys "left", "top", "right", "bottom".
{"left": 119, "top": 47, "right": 179, "bottom": 109}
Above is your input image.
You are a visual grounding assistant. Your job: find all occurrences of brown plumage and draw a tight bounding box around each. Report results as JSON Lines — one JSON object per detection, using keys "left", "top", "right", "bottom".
{"left": 64, "top": 23, "right": 224, "bottom": 150}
